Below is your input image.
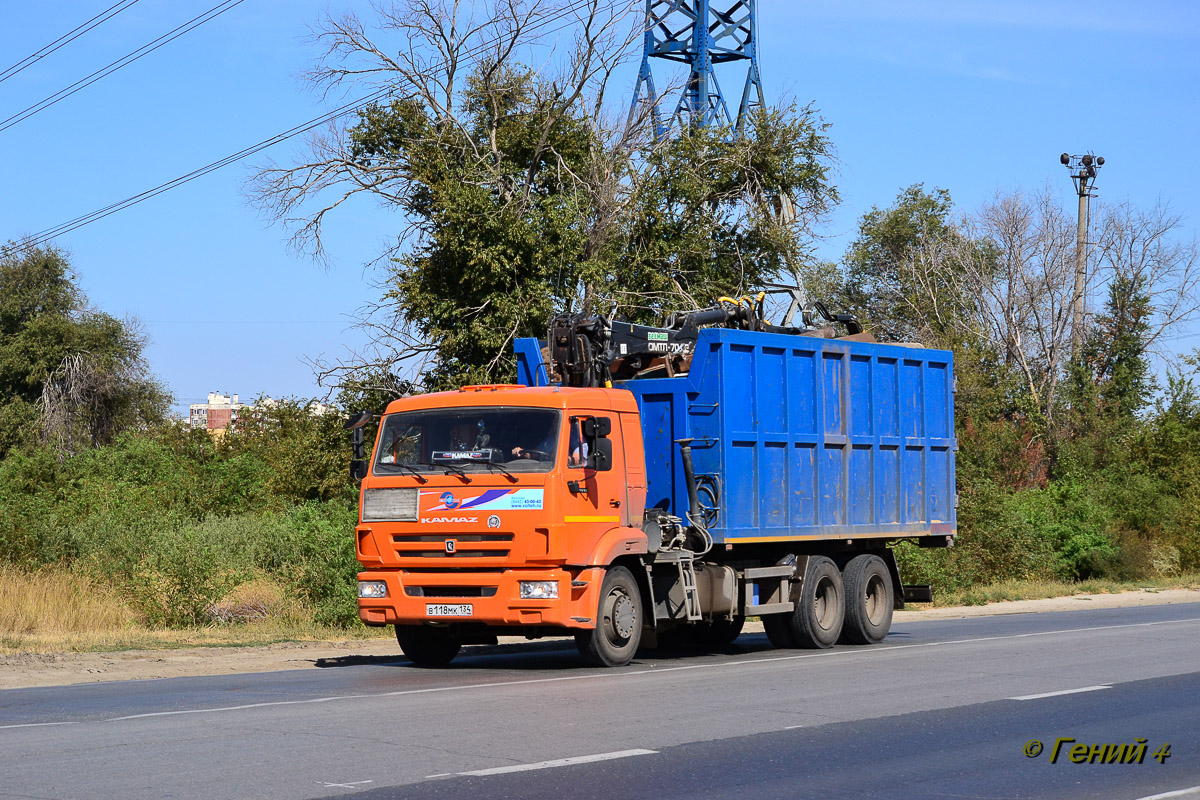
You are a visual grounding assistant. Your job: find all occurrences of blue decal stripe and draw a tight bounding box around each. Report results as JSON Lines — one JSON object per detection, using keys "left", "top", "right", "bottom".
{"left": 459, "top": 489, "right": 514, "bottom": 509}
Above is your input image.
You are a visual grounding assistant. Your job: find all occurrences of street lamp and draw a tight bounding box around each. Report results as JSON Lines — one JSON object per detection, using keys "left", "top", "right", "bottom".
{"left": 1060, "top": 152, "right": 1105, "bottom": 357}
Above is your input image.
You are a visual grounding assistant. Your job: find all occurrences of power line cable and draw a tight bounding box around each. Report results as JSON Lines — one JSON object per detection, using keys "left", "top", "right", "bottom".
{"left": 16, "top": 0, "right": 608, "bottom": 251}
{"left": 18, "top": 86, "right": 392, "bottom": 249}
{"left": 0, "top": 0, "right": 246, "bottom": 134}
{"left": 0, "top": 0, "right": 142, "bottom": 85}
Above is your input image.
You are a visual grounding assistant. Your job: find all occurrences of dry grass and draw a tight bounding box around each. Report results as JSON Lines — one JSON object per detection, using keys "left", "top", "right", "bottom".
{"left": 0, "top": 569, "right": 388, "bottom": 655}
{"left": 930, "top": 573, "right": 1200, "bottom": 608}
{"left": 0, "top": 565, "right": 135, "bottom": 636}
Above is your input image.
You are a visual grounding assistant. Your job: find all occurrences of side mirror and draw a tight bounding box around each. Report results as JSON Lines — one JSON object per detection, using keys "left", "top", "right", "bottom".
{"left": 591, "top": 438, "right": 613, "bottom": 472}
{"left": 582, "top": 416, "right": 611, "bottom": 438}
{"left": 344, "top": 410, "right": 373, "bottom": 431}
{"left": 347, "top": 411, "right": 375, "bottom": 481}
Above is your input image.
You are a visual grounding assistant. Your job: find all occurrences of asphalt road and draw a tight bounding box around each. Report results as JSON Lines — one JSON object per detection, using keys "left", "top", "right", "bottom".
{"left": 2, "top": 603, "right": 1199, "bottom": 800}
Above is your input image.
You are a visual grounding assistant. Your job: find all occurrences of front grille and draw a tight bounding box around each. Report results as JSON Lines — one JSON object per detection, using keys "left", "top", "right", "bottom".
{"left": 402, "top": 550, "right": 510, "bottom": 559}
{"left": 392, "top": 532, "right": 513, "bottom": 560}
{"left": 405, "top": 586, "right": 499, "bottom": 598}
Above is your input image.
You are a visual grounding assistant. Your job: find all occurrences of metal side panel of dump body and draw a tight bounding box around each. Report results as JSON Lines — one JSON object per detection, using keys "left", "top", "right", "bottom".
{"left": 513, "top": 328, "right": 956, "bottom": 544}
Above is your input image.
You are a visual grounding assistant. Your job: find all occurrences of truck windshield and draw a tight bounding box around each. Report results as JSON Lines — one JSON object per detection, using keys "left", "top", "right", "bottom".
{"left": 374, "top": 407, "right": 561, "bottom": 475}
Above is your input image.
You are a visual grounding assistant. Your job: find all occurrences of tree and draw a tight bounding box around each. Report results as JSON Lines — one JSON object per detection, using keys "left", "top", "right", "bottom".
{"left": 615, "top": 106, "right": 837, "bottom": 323}
{"left": 252, "top": 0, "right": 837, "bottom": 391}
{"left": 1093, "top": 200, "right": 1200, "bottom": 358}
{"left": 0, "top": 243, "right": 170, "bottom": 457}
{"left": 840, "top": 185, "right": 968, "bottom": 344}
{"left": 1080, "top": 273, "right": 1155, "bottom": 418}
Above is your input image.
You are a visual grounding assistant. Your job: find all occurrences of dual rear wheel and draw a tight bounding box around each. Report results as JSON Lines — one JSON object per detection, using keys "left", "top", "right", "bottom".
{"left": 763, "top": 554, "right": 893, "bottom": 649}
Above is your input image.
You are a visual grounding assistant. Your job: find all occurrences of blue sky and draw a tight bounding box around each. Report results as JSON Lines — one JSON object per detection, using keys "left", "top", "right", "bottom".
{"left": 2, "top": 1, "right": 1197, "bottom": 413}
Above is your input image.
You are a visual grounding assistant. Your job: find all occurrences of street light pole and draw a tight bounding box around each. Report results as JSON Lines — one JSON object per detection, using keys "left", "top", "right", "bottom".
{"left": 1060, "top": 152, "right": 1105, "bottom": 357}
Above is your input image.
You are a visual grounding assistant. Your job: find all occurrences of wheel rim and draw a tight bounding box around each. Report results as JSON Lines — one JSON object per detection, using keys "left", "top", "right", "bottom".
{"left": 813, "top": 576, "right": 838, "bottom": 632}
{"left": 609, "top": 589, "right": 636, "bottom": 641}
{"left": 864, "top": 573, "right": 887, "bottom": 626}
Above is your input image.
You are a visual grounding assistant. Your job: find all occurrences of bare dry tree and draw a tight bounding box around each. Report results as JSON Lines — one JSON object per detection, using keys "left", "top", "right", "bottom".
{"left": 896, "top": 189, "right": 1200, "bottom": 427}
{"left": 1093, "top": 200, "right": 1200, "bottom": 358}
{"left": 41, "top": 346, "right": 159, "bottom": 456}
{"left": 963, "top": 190, "right": 1076, "bottom": 422}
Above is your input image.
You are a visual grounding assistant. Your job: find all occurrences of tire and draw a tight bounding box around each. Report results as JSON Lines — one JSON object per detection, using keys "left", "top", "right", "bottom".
{"left": 396, "top": 625, "right": 461, "bottom": 667}
{"left": 763, "top": 613, "right": 798, "bottom": 648}
{"left": 765, "top": 556, "right": 844, "bottom": 649}
{"left": 840, "top": 554, "right": 894, "bottom": 645}
{"left": 575, "top": 566, "right": 643, "bottom": 666}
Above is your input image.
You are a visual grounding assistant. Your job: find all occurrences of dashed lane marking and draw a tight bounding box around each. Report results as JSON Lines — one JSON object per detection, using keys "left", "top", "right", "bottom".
{"left": 1008, "top": 685, "right": 1111, "bottom": 701}
{"left": 456, "top": 749, "right": 657, "bottom": 776}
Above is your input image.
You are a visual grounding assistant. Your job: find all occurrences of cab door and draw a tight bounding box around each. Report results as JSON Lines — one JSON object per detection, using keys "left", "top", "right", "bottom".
{"left": 561, "top": 413, "right": 626, "bottom": 525}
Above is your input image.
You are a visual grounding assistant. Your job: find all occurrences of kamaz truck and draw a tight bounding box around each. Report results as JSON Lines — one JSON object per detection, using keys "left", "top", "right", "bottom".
{"left": 351, "top": 294, "right": 956, "bottom": 666}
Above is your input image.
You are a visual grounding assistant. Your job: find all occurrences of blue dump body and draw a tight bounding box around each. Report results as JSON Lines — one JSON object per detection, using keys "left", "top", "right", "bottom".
{"left": 515, "top": 328, "right": 956, "bottom": 545}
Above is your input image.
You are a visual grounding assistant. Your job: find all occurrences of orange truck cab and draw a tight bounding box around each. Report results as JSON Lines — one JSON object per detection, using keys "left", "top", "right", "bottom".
{"left": 355, "top": 384, "right": 652, "bottom": 666}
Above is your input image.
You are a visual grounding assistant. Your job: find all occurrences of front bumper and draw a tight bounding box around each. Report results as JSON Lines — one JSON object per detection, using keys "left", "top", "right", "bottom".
{"left": 357, "top": 567, "right": 603, "bottom": 630}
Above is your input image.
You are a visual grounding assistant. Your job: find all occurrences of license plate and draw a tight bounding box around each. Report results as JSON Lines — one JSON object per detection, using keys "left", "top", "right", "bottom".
{"left": 426, "top": 603, "right": 472, "bottom": 617}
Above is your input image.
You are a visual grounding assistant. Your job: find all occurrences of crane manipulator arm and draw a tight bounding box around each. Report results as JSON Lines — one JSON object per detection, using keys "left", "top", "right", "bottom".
{"left": 549, "top": 288, "right": 862, "bottom": 388}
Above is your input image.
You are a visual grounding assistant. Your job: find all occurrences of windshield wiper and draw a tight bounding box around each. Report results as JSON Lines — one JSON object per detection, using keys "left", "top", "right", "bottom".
{"left": 481, "top": 461, "right": 518, "bottom": 483}
{"left": 437, "top": 462, "right": 473, "bottom": 483}
{"left": 390, "top": 463, "right": 428, "bottom": 483}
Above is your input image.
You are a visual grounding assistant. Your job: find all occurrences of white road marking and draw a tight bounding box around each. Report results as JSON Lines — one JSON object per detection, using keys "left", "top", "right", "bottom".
{"left": 1133, "top": 787, "right": 1200, "bottom": 800}
{"left": 784, "top": 725, "right": 806, "bottom": 730}
{"left": 456, "top": 749, "right": 656, "bottom": 776}
{"left": 1008, "top": 685, "right": 1111, "bottom": 701}
{"left": 425, "top": 773, "right": 453, "bottom": 779}
{"left": 82, "top": 615, "right": 1200, "bottom": 724}
{"left": 0, "top": 721, "right": 79, "bottom": 730}
{"left": 318, "top": 780, "right": 373, "bottom": 789}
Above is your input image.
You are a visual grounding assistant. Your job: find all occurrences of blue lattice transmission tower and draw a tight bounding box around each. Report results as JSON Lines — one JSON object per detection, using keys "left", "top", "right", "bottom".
{"left": 630, "top": 0, "right": 764, "bottom": 141}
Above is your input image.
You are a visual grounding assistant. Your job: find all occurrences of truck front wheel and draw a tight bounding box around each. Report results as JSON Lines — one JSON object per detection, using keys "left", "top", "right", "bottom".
{"left": 575, "top": 566, "right": 642, "bottom": 667}
{"left": 840, "top": 554, "right": 893, "bottom": 644}
{"left": 396, "top": 625, "right": 461, "bottom": 667}
{"left": 764, "top": 556, "right": 845, "bottom": 649}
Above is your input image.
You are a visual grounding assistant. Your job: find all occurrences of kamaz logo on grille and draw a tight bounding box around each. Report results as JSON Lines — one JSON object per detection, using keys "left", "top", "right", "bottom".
{"left": 444, "top": 540, "right": 457, "bottom": 554}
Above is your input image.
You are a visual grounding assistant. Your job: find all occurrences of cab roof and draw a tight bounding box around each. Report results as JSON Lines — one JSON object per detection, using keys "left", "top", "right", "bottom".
{"left": 384, "top": 384, "right": 639, "bottom": 415}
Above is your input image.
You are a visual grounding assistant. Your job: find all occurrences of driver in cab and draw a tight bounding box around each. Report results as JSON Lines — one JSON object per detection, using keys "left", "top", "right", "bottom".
{"left": 511, "top": 419, "right": 587, "bottom": 467}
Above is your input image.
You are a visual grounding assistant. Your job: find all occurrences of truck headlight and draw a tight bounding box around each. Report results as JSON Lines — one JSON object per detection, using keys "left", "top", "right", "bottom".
{"left": 358, "top": 580, "right": 388, "bottom": 599}
{"left": 519, "top": 581, "right": 559, "bottom": 600}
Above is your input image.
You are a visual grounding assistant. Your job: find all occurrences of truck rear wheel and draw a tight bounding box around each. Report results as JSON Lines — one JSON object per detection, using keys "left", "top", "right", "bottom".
{"left": 764, "top": 556, "right": 844, "bottom": 649}
{"left": 396, "top": 625, "right": 461, "bottom": 667}
{"left": 840, "top": 554, "right": 893, "bottom": 645}
{"left": 575, "top": 566, "right": 642, "bottom": 667}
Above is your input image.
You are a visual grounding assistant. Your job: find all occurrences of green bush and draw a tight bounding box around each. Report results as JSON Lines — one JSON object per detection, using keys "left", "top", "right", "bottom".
{"left": 895, "top": 480, "right": 1058, "bottom": 593}
{"left": 256, "top": 503, "right": 360, "bottom": 627}
{"left": 114, "top": 525, "right": 249, "bottom": 628}
{"left": 0, "top": 406, "right": 363, "bottom": 629}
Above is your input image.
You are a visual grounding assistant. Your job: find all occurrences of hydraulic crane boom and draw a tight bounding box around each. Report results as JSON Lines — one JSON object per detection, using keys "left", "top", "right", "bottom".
{"left": 549, "top": 288, "right": 862, "bottom": 388}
